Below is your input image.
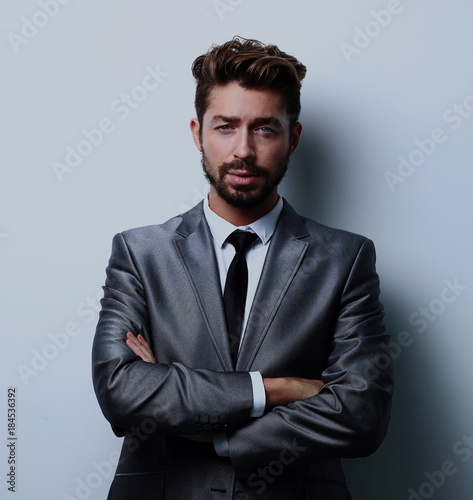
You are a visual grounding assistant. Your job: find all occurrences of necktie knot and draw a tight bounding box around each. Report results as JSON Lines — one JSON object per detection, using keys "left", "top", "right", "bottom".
{"left": 226, "top": 230, "right": 258, "bottom": 253}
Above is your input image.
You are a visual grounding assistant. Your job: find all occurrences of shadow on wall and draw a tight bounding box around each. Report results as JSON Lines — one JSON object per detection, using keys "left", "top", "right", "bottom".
{"left": 280, "top": 114, "right": 364, "bottom": 230}
{"left": 280, "top": 123, "right": 464, "bottom": 500}
{"left": 342, "top": 290, "right": 467, "bottom": 500}
{"left": 280, "top": 118, "right": 343, "bottom": 225}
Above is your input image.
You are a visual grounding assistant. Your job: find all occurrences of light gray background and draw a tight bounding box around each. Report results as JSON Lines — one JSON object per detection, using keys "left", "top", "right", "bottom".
{"left": 2, "top": 1, "right": 472, "bottom": 499}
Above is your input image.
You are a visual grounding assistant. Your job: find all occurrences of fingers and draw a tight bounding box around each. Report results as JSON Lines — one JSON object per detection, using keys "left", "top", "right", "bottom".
{"left": 303, "top": 379, "right": 324, "bottom": 398}
{"left": 291, "top": 377, "right": 325, "bottom": 401}
{"left": 313, "top": 379, "right": 324, "bottom": 396}
{"left": 125, "top": 332, "right": 157, "bottom": 364}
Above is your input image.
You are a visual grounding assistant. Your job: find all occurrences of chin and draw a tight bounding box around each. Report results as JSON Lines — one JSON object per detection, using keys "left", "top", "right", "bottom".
{"left": 221, "top": 188, "right": 273, "bottom": 209}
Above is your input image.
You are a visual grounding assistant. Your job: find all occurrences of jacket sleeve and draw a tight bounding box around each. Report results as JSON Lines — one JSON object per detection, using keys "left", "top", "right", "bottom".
{"left": 92, "top": 232, "right": 253, "bottom": 437}
{"left": 227, "top": 238, "right": 393, "bottom": 478}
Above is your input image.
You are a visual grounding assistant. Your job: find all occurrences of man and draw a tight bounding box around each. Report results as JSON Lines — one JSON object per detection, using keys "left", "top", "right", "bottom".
{"left": 92, "top": 37, "right": 393, "bottom": 500}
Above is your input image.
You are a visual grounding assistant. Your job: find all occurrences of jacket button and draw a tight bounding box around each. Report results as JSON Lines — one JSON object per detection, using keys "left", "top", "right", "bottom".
{"left": 193, "top": 424, "right": 203, "bottom": 432}
{"left": 203, "top": 424, "right": 213, "bottom": 433}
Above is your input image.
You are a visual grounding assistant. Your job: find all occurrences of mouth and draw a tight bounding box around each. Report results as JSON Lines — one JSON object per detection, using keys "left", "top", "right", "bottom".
{"left": 226, "top": 170, "right": 261, "bottom": 186}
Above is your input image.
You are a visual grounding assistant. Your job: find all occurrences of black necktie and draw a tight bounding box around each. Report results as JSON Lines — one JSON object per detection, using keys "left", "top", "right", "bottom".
{"left": 223, "top": 230, "right": 258, "bottom": 363}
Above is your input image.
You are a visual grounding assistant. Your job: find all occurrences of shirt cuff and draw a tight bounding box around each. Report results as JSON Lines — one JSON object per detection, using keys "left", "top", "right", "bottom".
{"left": 214, "top": 371, "right": 266, "bottom": 457}
{"left": 213, "top": 432, "right": 230, "bottom": 457}
{"left": 249, "top": 371, "right": 266, "bottom": 417}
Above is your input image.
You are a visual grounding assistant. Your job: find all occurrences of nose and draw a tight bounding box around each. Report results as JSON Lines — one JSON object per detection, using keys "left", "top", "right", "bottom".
{"left": 233, "top": 130, "right": 255, "bottom": 161}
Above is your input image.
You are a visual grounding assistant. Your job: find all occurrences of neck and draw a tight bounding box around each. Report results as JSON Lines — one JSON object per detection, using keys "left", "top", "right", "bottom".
{"left": 208, "top": 190, "right": 278, "bottom": 226}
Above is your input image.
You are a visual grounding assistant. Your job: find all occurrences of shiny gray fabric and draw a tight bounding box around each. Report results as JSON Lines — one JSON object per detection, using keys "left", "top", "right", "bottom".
{"left": 92, "top": 199, "right": 393, "bottom": 500}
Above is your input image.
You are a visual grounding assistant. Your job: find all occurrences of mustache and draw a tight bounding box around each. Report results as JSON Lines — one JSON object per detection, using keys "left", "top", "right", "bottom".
{"left": 220, "top": 159, "right": 268, "bottom": 176}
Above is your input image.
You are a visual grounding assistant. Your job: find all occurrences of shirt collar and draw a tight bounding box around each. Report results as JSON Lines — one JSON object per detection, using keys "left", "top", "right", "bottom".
{"left": 203, "top": 196, "right": 283, "bottom": 247}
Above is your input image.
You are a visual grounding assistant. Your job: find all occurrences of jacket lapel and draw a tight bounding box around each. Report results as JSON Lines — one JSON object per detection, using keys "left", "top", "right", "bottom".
{"left": 174, "top": 202, "right": 234, "bottom": 371}
{"left": 236, "top": 201, "right": 309, "bottom": 371}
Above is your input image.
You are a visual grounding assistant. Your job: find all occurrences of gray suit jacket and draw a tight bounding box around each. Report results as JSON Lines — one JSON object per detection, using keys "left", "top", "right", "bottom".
{"left": 92, "top": 199, "right": 393, "bottom": 500}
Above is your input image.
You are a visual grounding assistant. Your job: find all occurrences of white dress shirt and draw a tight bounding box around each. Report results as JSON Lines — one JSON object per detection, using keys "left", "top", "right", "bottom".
{"left": 203, "top": 196, "right": 283, "bottom": 456}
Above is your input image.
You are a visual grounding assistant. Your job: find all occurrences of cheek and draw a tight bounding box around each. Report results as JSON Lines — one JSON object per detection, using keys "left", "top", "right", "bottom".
{"left": 203, "top": 137, "right": 232, "bottom": 161}
{"left": 264, "top": 141, "right": 291, "bottom": 162}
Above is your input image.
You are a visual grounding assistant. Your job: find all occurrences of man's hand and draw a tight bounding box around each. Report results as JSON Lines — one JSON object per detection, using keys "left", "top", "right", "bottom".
{"left": 125, "top": 332, "right": 323, "bottom": 428}
{"left": 125, "top": 332, "right": 157, "bottom": 363}
{"left": 263, "top": 377, "right": 324, "bottom": 410}
{"left": 125, "top": 332, "right": 212, "bottom": 442}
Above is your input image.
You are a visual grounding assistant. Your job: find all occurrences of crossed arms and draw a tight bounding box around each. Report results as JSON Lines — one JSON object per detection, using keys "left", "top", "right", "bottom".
{"left": 92, "top": 228, "right": 393, "bottom": 477}
{"left": 125, "top": 332, "right": 325, "bottom": 412}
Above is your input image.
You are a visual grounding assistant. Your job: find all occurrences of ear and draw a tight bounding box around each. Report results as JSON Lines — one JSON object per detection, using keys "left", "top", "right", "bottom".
{"left": 190, "top": 118, "right": 202, "bottom": 151}
{"left": 289, "top": 122, "right": 303, "bottom": 154}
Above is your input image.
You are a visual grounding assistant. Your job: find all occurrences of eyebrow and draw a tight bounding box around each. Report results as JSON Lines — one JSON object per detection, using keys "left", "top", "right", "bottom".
{"left": 211, "top": 115, "right": 283, "bottom": 128}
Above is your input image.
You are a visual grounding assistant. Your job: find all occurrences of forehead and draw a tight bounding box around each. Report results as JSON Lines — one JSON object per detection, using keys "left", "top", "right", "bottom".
{"left": 204, "top": 82, "right": 288, "bottom": 122}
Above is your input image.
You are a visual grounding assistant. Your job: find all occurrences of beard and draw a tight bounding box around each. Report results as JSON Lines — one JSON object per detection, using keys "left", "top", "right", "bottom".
{"left": 201, "top": 151, "right": 290, "bottom": 208}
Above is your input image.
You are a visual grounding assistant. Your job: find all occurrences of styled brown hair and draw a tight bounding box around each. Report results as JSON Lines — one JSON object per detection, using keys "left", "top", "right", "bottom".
{"left": 191, "top": 36, "right": 307, "bottom": 126}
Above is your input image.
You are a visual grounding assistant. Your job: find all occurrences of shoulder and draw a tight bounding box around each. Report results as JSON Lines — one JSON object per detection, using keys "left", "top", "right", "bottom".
{"left": 117, "top": 202, "right": 204, "bottom": 247}
{"left": 303, "top": 216, "right": 370, "bottom": 251}
{"left": 119, "top": 216, "right": 182, "bottom": 244}
{"left": 281, "top": 199, "right": 373, "bottom": 254}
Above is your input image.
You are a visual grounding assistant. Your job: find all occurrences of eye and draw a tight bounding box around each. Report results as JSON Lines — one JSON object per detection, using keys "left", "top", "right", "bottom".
{"left": 217, "top": 124, "right": 233, "bottom": 131}
{"left": 256, "top": 126, "right": 275, "bottom": 134}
